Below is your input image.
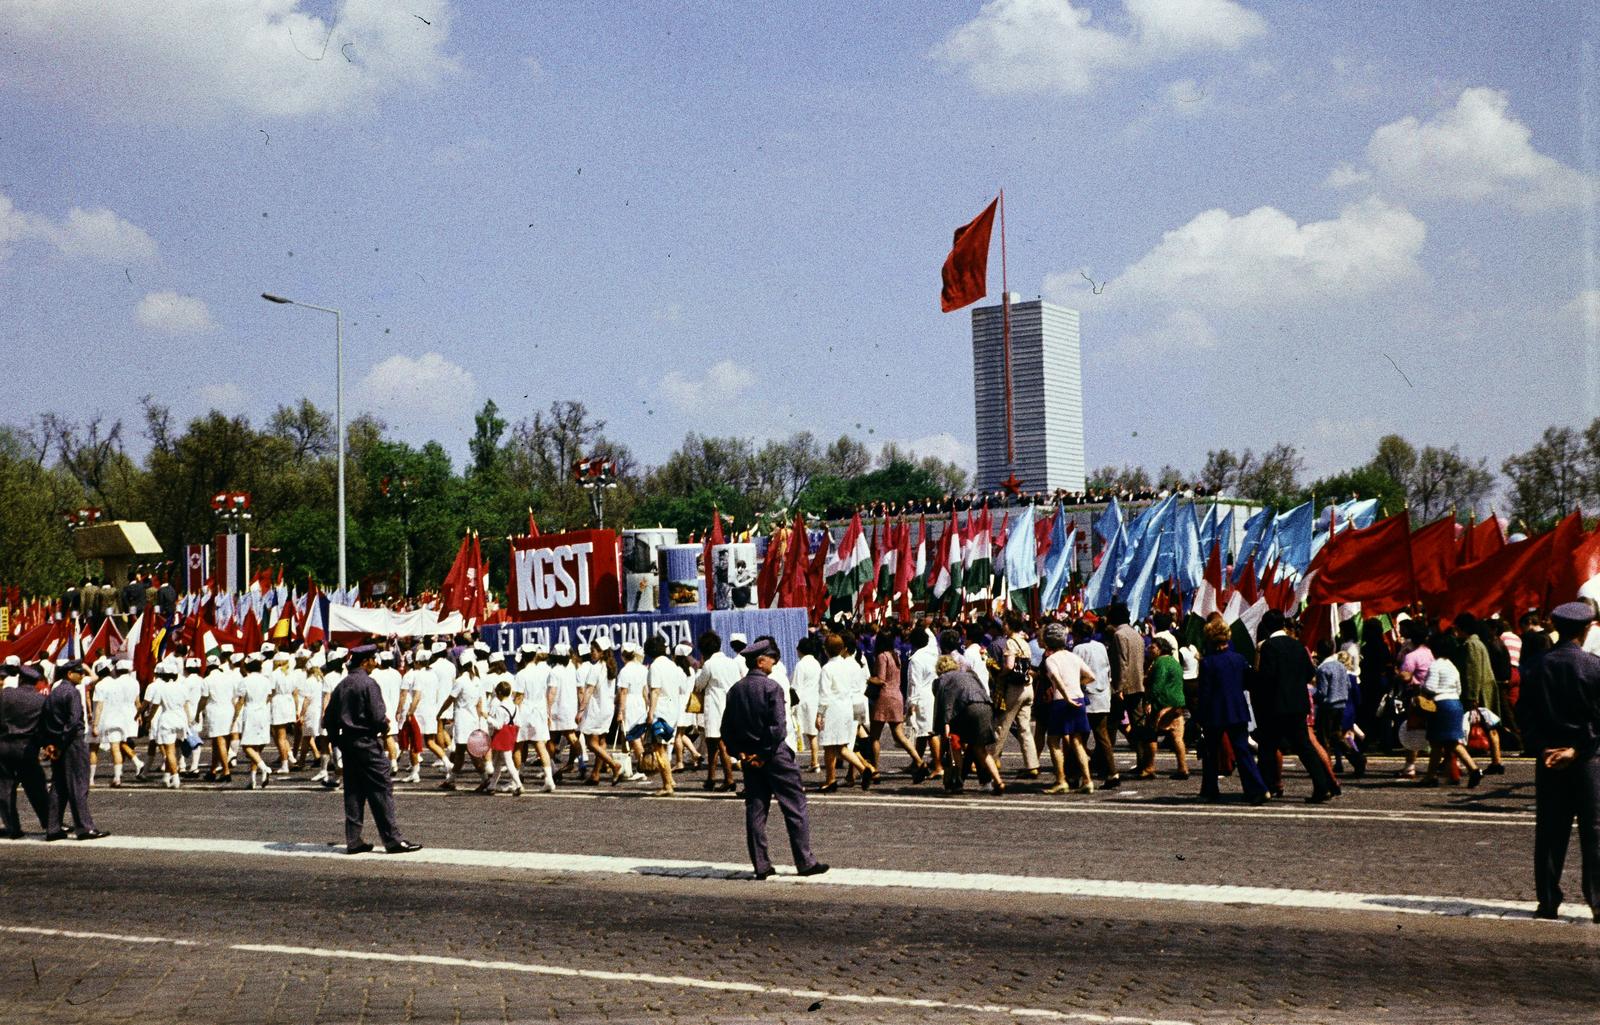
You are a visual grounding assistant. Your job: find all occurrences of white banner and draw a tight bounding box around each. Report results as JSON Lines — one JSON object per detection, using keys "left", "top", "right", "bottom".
{"left": 326, "top": 605, "right": 465, "bottom": 637}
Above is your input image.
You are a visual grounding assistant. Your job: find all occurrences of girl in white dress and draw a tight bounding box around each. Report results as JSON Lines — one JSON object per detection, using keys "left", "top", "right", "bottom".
{"left": 513, "top": 644, "right": 556, "bottom": 791}
{"left": 91, "top": 660, "right": 142, "bottom": 787}
{"left": 268, "top": 653, "right": 299, "bottom": 774}
{"left": 198, "top": 656, "right": 235, "bottom": 782}
{"left": 483, "top": 680, "right": 523, "bottom": 796}
{"left": 791, "top": 639, "right": 824, "bottom": 771}
{"left": 672, "top": 644, "right": 702, "bottom": 771}
{"left": 437, "top": 653, "right": 489, "bottom": 790}
{"left": 546, "top": 644, "right": 583, "bottom": 778}
{"left": 181, "top": 658, "right": 207, "bottom": 776}
{"left": 578, "top": 638, "right": 622, "bottom": 784}
{"left": 615, "top": 643, "right": 649, "bottom": 783}
{"left": 146, "top": 665, "right": 192, "bottom": 789}
{"left": 644, "top": 638, "right": 689, "bottom": 796}
{"left": 297, "top": 653, "right": 329, "bottom": 781}
{"left": 816, "top": 633, "right": 876, "bottom": 792}
{"left": 234, "top": 655, "right": 276, "bottom": 789}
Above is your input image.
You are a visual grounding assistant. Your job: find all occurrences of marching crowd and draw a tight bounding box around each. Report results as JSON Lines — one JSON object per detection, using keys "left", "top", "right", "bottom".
{"left": 3, "top": 598, "right": 1587, "bottom": 811}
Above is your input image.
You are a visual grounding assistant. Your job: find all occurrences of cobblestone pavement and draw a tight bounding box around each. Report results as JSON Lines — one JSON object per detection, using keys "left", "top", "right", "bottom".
{"left": 2, "top": 755, "right": 1595, "bottom": 1024}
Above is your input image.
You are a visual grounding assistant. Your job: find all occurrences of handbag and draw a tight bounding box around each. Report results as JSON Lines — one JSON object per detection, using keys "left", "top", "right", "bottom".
{"left": 1466, "top": 712, "right": 1490, "bottom": 754}
{"left": 686, "top": 691, "right": 704, "bottom": 714}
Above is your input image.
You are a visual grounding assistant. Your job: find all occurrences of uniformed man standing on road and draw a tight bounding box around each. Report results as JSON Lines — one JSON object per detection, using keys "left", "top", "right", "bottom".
{"left": 1517, "top": 601, "right": 1600, "bottom": 921}
{"left": 720, "top": 636, "right": 828, "bottom": 880}
{"left": 43, "top": 661, "right": 107, "bottom": 841}
{"left": 0, "top": 665, "right": 52, "bottom": 838}
{"left": 323, "top": 644, "right": 421, "bottom": 856}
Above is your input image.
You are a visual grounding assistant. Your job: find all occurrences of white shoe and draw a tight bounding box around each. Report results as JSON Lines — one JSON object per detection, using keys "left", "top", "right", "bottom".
{"left": 543, "top": 777, "right": 556, "bottom": 793}
{"left": 132, "top": 758, "right": 146, "bottom": 776}
{"left": 310, "top": 770, "right": 328, "bottom": 783}
{"left": 626, "top": 772, "right": 647, "bottom": 783}
{"left": 406, "top": 769, "right": 421, "bottom": 784}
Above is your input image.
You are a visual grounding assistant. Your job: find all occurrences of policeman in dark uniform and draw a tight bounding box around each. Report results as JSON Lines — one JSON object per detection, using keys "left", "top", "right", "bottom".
{"left": 0, "top": 665, "right": 52, "bottom": 838}
{"left": 1516, "top": 601, "right": 1600, "bottom": 921}
{"left": 323, "top": 644, "right": 421, "bottom": 856}
{"left": 720, "top": 636, "right": 827, "bottom": 880}
{"left": 43, "top": 661, "right": 107, "bottom": 841}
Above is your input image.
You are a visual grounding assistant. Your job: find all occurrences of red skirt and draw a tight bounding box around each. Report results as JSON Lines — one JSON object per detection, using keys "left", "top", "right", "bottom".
{"left": 490, "top": 724, "right": 518, "bottom": 753}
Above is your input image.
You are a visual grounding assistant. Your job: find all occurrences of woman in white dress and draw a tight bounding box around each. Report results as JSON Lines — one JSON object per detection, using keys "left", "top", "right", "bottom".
{"left": 513, "top": 643, "right": 555, "bottom": 791}
{"left": 91, "top": 659, "right": 142, "bottom": 787}
{"left": 791, "top": 638, "right": 824, "bottom": 771}
{"left": 268, "top": 652, "right": 299, "bottom": 774}
{"left": 197, "top": 656, "right": 235, "bottom": 782}
{"left": 578, "top": 637, "right": 622, "bottom": 784}
{"left": 815, "top": 633, "right": 876, "bottom": 793}
{"left": 546, "top": 644, "right": 583, "bottom": 778}
{"left": 298, "top": 653, "right": 329, "bottom": 781}
{"left": 147, "top": 664, "right": 192, "bottom": 789}
{"left": 615, "top": 643, "right": 649, "bottom": 783}
{"left": 672, "top": 644, "right": 702, "bottom": 771}
{"left": 643, "top": 637, "right": 689, "bottom": 796}
{"left": 437, "top": 653, "right": 488, "bottom": 790}
{"left": 234, "top": 654, "right": 276, "bottom": 788}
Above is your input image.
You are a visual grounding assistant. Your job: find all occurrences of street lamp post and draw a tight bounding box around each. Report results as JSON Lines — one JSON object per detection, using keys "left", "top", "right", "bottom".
{"left": 573, "top": 457, "right": 619, "bottom": 529}
{"left": 262, "top": 293, "right": 346, "bottom": 596}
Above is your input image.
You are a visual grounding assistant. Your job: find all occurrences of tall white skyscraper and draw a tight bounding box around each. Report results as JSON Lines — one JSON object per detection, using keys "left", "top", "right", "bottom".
{"left": 972, "top": 296, "right": 1085, "bottom": 493}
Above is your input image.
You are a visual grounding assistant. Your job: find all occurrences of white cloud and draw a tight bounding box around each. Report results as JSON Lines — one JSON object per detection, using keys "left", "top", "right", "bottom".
{"left": 355, "top": 352, "right": 477, "bottom": 421}
{"left": 198, "top": 382, "right": 248, "bottom": 413}
{"left": 878, "top": 432, "right": 977, "bottom": 472}
{"left": 1362, "top": 87, "right": 1591, "bottom": 211}
{"left": 1116, "top": 308, "right": 1219, "bottom": 354}
{"left": 1322, "top": 162, "right": 1371, "bottom": 190}
{"left": 1105, "top": 197, "right": 1426, "bottom": 309}
{"left": 660, "top": 359, "right": 755, "bottom": 413}
{"left": 932, "top": 0, "right": 1264, "bottom": 97}
{"left": 0, "top": 190, "right": 157, "bottom": 263}
{"left": 135, "top": 291, "right": 215, "bottom": 334}
{"left": 0, "top": 0, "right": 456, "bottom": 122}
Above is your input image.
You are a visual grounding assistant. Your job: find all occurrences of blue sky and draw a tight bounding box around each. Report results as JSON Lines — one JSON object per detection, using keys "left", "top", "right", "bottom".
{"left": 1, "top": 1, "right": 1595, "bottom": 483}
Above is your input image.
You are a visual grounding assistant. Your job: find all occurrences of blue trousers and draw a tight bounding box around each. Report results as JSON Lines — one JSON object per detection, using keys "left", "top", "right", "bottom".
{"left": 741, "top": 745, "right": 815, "bottom": 874}
{"left": 1200, "top": 723, "right": 1267, "bottom": 800}
{"left": 47, "top": 737, "right": 95, "bottom": 835}
{"left": 339, "top": 736, "right": 404, "bottom": 850}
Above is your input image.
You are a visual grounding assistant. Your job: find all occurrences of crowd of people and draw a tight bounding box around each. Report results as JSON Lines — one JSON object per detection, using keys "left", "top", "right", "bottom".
{"left": 1, "top": 598, "right": 1574, "bottom": 808}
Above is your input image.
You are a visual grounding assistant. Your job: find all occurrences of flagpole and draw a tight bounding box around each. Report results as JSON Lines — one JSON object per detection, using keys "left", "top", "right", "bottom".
{"left": 999, "top": 189, "right": 1015, "bottom": 472}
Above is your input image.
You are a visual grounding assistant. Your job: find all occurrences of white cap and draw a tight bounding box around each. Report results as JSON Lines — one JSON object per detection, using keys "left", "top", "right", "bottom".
{"left": 310, "top": 652, "right": 326, "bottom": 669}
{"left": 674, "top": 643, "right": 693, "bottom": 657}
{"left": 431, "top": 641, "right": 447, "bottom": 654}
{"left": 206, "top": 655, "right": 220, "bottom": 667}
{"left": 552, "top": 642, "right": 571, "bottom": 657}
{"left": 272, "top": 650, "right": 290, "bottom": 662}
{"left": 473, "top": 641, "right": 489, "bottom": 653}
{"left": 519, "top": 642, "right": 538, "bottom": 655}
{"left": 3, "top": 655, "right": 19, "bottom": 667}
{"left": 621, "top": 641, "right": 643, "bottom": 656}
{"left": 330, "top": 647, "right": 348, "bottom": 661}
{"left": 377, "top": 650, "right": 394, "bottom": 664}
{"left": 532, "top": 643, "right": 549, "bottom": 656}
{"left": 730, "top": 632, "right": 748, "bottom": 646}
{"left": 594, "top": 635, "right": 614, "bottom": 651}
{"left": 229, "top": 653, "right": 244, "bottom": 665}
{"left": 184, "top": 657, "right": 201, "bottom": 669}
{"left": 220, "top": 644, "right": 235, "bottom": 654}
{"left": 261, "top": 643, "right": 276, "bottom": 655}
{"left": 115, "top": 658, "right": 133, "bottom": 671}
{"left": 488, "top": 651, "right": 507, "bottom": 664}
{"left": 458, "top": 652, "right": 476, "bottom": 666}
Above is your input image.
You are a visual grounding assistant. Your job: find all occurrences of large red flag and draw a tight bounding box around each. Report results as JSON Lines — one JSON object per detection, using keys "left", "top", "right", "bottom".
{"left": 1445, "top": 530, "right": 1555, "bottom": 619}
{"left": 1460, "top": 515, "right": 1504, "bottom": 565}
{"left": 940, "top": 198, "right": 998, "bottom": 313}
{"left": 465, "top": 533, "right": 488, "bottom": 624}
{"left": 1306, "top": 512, "right": 1415, "bottom": 613}
{"left": 1409, "top": 516, "right": 1459, "bottom": 608}
{"left": 1543, "top": 511, "right": 1587, "bottom": 607}
{"left": 894, "top": 516, "right": 916, "bottom": 621}
{"left": 808, "top": 527, "right": 831, "bottom": 624}
{"left": 439, "top": 534, "right": 472, "bottom": 618}
{"left": 779, "top": 514, "right": 811, "bottom": 611}
{"left": 755, "top": 527, "right": 784, "bottom": 609}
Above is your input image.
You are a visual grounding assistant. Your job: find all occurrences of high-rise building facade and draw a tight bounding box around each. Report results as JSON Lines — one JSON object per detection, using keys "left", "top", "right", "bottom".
{"left": 972, "top": 296, "right": 1085, "bottom": 493}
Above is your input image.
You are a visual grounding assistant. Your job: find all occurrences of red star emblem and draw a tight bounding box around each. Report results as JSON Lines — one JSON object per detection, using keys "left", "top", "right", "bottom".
{"left": 1002, "top": 473, "right": 1024, "bottom": 496}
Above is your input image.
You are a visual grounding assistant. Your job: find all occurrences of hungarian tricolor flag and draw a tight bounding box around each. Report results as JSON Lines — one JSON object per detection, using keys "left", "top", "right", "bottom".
{"left": 876, "top": 520, "right": 899, "bottom": 610}
{"left": 964, "top": 507, "right": 994, "bottom": 600}
{"left": 1193, "top": 540, "right": 1226, "bottom": 618}
{"left": 940, "top": 198, "right": 998, "bottom": 313}
{"left": 931, "top": 511, "right": 965, "bottom": 613}
{"left": 908, "top": 515, "right": 930, "bottom": 608}
{"left": 825, "top": 511, "right": 873, "bottom": 600}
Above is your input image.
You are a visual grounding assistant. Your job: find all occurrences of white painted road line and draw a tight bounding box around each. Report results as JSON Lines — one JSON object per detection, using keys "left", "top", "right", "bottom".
{"left": 97, "top": 783, "right": 1536, "bottom": 828}
{"left": 12, "top": 834, "right": 1585, "bottom": 923}
{"left": 0, "top": 925, "right": 1196, "bottom": 1025}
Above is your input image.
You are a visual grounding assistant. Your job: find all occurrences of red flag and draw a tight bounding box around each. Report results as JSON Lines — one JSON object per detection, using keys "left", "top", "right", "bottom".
{"left": 703, "top": 507, "right": 725, "bottom": 608}
{"left": 808, "top": 526, "right": 831, "bottom": 625}
{"left": 132, "top": 611, "right": 164, "bottom": 685}
{"left": 1573, "top": 523, "right": 1600, "bottom": 603}
{"left": 940, "top": 198, "right": 998, "bottom": 313}
{"left": 780, "top": 514, "right": 812, "bottom": 611}
{"left": 1460, "top": 515, "right": 1504, "bottom": 565}
{"left": 756, "top": 527, "right": 784, "bottom": 609}
{"left": 1235, "top": 555, "right": 1260, "bottom": 606}
{"left": 1409, "top": 516, "right": 1459, "bottom": 608}
{"left": 466, "top": 533, "right": 488, "bottom": 624}
{"left": 439, "top": 534, "right": 472, "bottom": 618}
{"left": 1543, "top": 511, "right": 1587, "bottom": 607}
{"left": 894, "top": 516, "right": 917, "bottom": 621}
{"left": 1445, "top": 530, "right": 1556, "bottom": 620}
{"left": 527, "top": 509, "right": 541, "bottom": 537}
{"left": 1306, "top": 513, "right": 1415, "bottom": 614}
{"left": 237, "top": 606, "right": 262, "bottom": 655}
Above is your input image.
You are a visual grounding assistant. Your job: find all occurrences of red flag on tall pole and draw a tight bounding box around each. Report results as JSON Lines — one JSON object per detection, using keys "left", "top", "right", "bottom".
{"left": 439, "top": 534, "right": 472, "bottom": 618}
{"left": 779, "top": 513, "right": 811, "bottom": 611}
{"left": 527, "top": 509, "right": 541, "bottom": 538}
{"left": 940, "top": 198, "right": 998, "bottom": 313}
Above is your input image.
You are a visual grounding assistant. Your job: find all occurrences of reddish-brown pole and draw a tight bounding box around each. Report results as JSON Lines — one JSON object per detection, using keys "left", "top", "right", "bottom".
{"left": 999, "top": 189, "right": 1015, "bottom": 468}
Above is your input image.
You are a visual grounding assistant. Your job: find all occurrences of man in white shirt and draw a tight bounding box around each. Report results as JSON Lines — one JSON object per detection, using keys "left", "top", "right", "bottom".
{"left": 1073, "top": 620, "right": 1118, "bottom": 787}
{"left": 372, "top": 650, "right": 405, "bottom": 772}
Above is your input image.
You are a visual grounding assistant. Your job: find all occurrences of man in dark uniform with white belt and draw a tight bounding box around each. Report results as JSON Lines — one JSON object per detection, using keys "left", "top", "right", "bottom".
{"left": 323, "top": 644, "right": 421, "bottom": 855}
{"left": 43, "top": 661, "right": 107, "bottom": 841}
{"left": 1517, "top": 601, "right": 1600, "bottom": 921}
{"left": 0, "top": 664, "right": 52, "bottom": 838}
{"left": 721, "top": 636, "right": 828, "bottom": 880}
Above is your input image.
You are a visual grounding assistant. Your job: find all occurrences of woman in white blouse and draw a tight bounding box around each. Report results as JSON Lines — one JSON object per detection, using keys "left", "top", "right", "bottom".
{"left": 815, "top": 633, "right": 877, "bottom": 792}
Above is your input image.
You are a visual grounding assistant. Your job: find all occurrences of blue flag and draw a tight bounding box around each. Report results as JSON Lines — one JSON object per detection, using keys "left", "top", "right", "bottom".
{"left": 1002, "top": 504, "right": 1039, "bottom": 595}
{"left": 1275, "top": 500, "right": 1315, "bottom": 575}
{"left": 1039, "top": 507, "right": 1075, "bottom": 612}
{"left": 1233, "top": 505, "right": 1274, "bottom": 582}
{"left": 1173, "top": 500, "right": 1204, "bottom": 597}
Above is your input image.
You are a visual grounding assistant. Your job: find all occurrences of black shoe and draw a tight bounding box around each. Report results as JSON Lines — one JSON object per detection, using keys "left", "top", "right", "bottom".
{"left": 44, "top": 831, "right": 68, "bottom": 842}
{"left": 1468, "top": 768, "right": 1484, "bottom": 789}
{"left": 1534, "top": 905, "right": 1560, "bottom": 920}
{"left": 1248, "top": 793, "right": 1270, "bottom": 806}
{"left": 910, "top": 765, "right": 928, "bottom": 784}
{"left": 439, "top": 780, "right": 456, "bottom": 791}
{"left": 753, "top": 868, "right": 776, "bottom": 880}
{"left": 1305, "top": 792, "right": 1332, "bottom": 804}
{"left": 76, "top": 829, "right": 109, "bottom": 841}
{"left": 1102, "top": 776, "right": 1121, "bottom": 790}
{"left": 320, "top": 777, "right": 339, "bottom": 790}
{"left": 818, "top": 782, "right": 838, "bottom": 793}
{"left": 386, "top": 841, "right": 422, "bottom": 854}
{"left": 347, "top": 842, "right": 375, "bottom": 855}
{"left": 1485, "top": 763, "right": 1506, "bottom": 775}
{"left": 1170, "top": 771, "right": 1191, "bottom": 780}
{"left": 2, "top": 830, "right": 22, "bottom": 840}
{"left": 797, "top": 862, "right": 829, "bottom": 877}
{"left": 860, "top": 767, "right": 877, "bottom": 792}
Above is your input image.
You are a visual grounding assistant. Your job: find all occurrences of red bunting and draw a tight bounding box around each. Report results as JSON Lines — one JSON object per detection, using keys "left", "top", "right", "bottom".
{"left": 940, "top": 198, "right": 998, "bottom": 313}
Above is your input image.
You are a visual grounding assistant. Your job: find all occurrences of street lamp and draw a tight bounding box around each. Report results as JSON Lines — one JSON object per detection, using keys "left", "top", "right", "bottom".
{"left": 262, "top": 292, "right": 346, "bottom": 596}
{"left": 573, "top": 457, "right": 619, "bottom": 528}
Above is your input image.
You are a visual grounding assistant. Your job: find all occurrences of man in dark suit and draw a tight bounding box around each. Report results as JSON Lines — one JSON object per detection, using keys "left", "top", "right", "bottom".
{"left": 721, "top": 636, "right": 827, "bottom": 880}
{"left": 0, "top": 665, "right": 52, "bottom": 838}
{"left": 43, "top": 661, "right": 108, "bottom": 840}
{"left": 324, "top": 644, "right": 421, "bottom": 855}
{"left": 1516, "top": 602, "right": 1600, "bottom": 921}
{"left": 1252, "top": 612, "right": 1338, "bottom": 803}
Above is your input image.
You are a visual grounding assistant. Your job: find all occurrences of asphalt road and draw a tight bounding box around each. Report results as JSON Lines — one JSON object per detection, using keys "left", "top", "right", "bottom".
{"left": 2, "top": 753, "right": 1596, "bottom": 1024}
